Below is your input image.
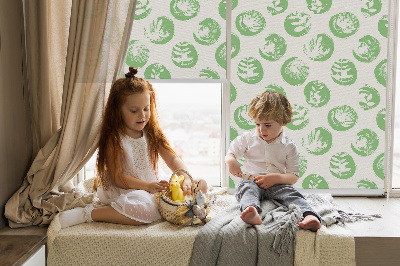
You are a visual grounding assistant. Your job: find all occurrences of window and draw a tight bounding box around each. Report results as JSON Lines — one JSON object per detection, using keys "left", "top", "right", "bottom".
{"left": 155, "top": 83, "right": 222, "bottom": 187}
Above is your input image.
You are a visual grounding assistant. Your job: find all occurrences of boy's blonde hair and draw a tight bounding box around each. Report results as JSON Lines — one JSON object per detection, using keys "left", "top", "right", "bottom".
{"left": 248, "top": 91, "right": 293, "bottom": 125}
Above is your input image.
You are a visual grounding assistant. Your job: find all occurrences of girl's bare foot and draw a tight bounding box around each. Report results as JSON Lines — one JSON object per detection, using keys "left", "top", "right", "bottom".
{"left": 299, "top": 214, "right": 321, "bottom": 232}
{"left": 240, "top": 206, "right": 262, "bottom": 225}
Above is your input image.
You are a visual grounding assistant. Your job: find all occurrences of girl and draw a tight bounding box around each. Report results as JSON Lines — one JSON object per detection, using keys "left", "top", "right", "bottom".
{"left": 59, "top": 67, "right": 207, "bottom": 228}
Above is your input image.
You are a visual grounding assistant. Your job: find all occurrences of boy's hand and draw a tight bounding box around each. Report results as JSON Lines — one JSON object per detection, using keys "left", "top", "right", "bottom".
{"left": 225, "top": 153, "right": 242, "bottom": 177}
{"left": 146, "top": 180, "right": 169, "bottom": 194}
{"left": 254, "top": 174, "right": 278, "bottom": 189}
{"left": 228, "top": 164, "right": 243, "bottom": 178}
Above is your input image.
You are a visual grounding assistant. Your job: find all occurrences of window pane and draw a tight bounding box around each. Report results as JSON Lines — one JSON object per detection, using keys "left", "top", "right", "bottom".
{"left": 85, "top": 150, "right": 98, "bottom": 180}
{"left": 154, "top": 83, "right": 222, "bottom": 187}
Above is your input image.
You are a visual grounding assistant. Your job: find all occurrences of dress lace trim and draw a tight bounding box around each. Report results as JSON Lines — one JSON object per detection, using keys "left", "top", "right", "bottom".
{"left": 125, "top": 135, "right": 151, "bottom": 171}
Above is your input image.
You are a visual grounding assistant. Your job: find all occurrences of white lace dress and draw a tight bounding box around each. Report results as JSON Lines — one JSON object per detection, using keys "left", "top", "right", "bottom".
{"left": 97, "top": 133, "right": 165, "bottom": 223}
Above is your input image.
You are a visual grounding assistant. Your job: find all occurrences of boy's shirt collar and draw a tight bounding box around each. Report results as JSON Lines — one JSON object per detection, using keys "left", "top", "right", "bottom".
{"left": 254, "top": 130, "right": 286, "bottom": 144}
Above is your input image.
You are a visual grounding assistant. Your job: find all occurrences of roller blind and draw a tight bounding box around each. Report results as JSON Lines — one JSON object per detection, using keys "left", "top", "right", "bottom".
{"left": 124, "top": 0, "right": 394, "bottom": 194}
{"left": 123, "top": 0, "right": 227, "bottom": 80}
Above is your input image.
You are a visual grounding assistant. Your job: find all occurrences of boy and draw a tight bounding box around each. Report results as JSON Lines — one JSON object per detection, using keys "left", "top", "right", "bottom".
{"left": 225, "top": 91, "right": 321, "bottom": 231}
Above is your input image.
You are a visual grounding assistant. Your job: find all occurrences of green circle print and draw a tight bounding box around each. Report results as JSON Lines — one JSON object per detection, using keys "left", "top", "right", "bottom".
{"left": 144, "top": 63, "right": 171, "bottom": 79}
{"left": 259, "top": 34, "right": 287, "bottom": 61}
{"left": 215, "top": 34, "right": 240, "bottom": 69}
{"left": 125, "top": 40, "right": 149, "bottom": 68}
{"left": 353, "top": 35, "right": 381, "bottom": 63}
{"left": 237, "top": 57, "right": 264, "bottom": 84}
{"left": 331, "top": 59, "right": 357, "bottom": 85}
{"left": 230, "top": 126, "right": 239, "bottom": 142}
{"left": 329, "top": 12, "right": 359, "bottom": 38}
{"left": 171, "top": 42, "right": 198, "bottom": 68}
{"left": 304, "top": 80, "right": 330, "bottom": 107}
{"left": 361, "top": 0, "right": 382, "bottom": 17}
{"left": 303, "top": 34, "right": 334, "bottom": 61}
{"left": 378, "top": 15, "right": 388, "bottom": 38}
{"left": 144, "top": 16, "right": 174, "bottom": 44}
{"left": 193, "top": 18, "right": 221, "bottom": 46}
{"left": 236, "top": 10, "right": 266, "bottom": 36}
{"left": 170, "top": 0, "right": 200, "bottom": 21}
{"left": 373, "top": 153, "right": 385, "bottom": 180}
{"left": 286, "top": 104, "right": 309, "bottom": 130}
{"left": 359, "top": 85, "right": 380, "bottom": 110}
{"left": 234, "top": 104, "right": 256, "bottom": 130}
{"left": 302, "top": 127, "right": 332, "bottom": 155}
{"left": 284, "top": 11, "right": 311, "bottom": 37}
{"left": 281, "top": 57, "right": 309, "bottom": 86}
{"left": 375, "top": 59, "right": 387, "bottom": 87}
{"left": 306, "top": 0, "right": 332, "bottom": 14}
{"left": 328, "top": 105, "right": 358, "bottom": 131}
{"left": 135, "top": 0, "right": 152, "bottom": 20}
{"left": 302, "top": 174, "right": 329, "bottom": 189}
{"left": 376, "top": 108, "right": 386, "bottom": 131}
{"left": 266, "top": 0, "right": 288, "bottom": 15}
{"left": 329, "top": 152, "right": 356, "bottom": 179}
{"left": 265, "top": 84, "right": 286, "bottom": 96}
{"left": 299, "top": 154, "right": 308, "bottom": 177}
{"left": 357, "top": 179, "right": 378, "bottom": 189}
{"left": 219, "top": 0, "right": 238, "bottom": 19}
{"left": 351, "top": 129, "right": 379, "bottom": 156}
{"left": 230, "top": 83, "right": 237, "bottom": 103}
{"left": 200, "top": 68, "right": 220, "bottom": 79}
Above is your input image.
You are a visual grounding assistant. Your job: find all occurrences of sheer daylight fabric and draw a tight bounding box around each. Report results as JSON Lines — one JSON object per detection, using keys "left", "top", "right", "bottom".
{"left": 5, "top": 0, "right": 137, "bottom": 227}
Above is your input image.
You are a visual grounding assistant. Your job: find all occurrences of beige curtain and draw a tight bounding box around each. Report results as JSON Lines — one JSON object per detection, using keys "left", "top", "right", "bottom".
{"left": 5, "top": 0, "right": 136, "bottom": 228}
{"left": 24, "top": 0, "right": 71, "bottom": 157}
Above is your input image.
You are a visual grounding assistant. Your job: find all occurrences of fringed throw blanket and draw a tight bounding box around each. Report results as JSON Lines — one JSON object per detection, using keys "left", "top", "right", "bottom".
{"left": 189, "top": 200, "right": 302, "bottom": 266}
{"left": 189, "top": 193, "right": 381, "bottom": 266}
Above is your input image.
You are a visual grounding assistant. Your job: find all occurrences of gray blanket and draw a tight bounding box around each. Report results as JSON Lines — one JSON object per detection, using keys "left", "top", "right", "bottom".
{"left": 189, "top": 199, "right": 302, "bottom": 266}
{"left": 189, "top": 193, "right": 381, "bottom": 266}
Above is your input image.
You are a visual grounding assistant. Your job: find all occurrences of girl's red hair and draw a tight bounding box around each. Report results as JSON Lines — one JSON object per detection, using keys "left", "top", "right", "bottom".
{"left": 96, "top": 68, "right": 176, "bottom": 189}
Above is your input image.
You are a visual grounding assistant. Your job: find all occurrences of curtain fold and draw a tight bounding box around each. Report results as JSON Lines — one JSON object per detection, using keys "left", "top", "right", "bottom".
{"left": 24, "top": 0, "right": 71, "bottom": 156}
{"left": 5, "top": 0, "right": 136, "bottom": 228}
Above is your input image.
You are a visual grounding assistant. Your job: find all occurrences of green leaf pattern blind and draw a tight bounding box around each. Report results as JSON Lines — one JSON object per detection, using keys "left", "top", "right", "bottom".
{"left": 125, "top": 0, "right": 389, "bottom": 191}
{"left": 229, "top": 0, "right": 388, "bottom": 191}
{"left": 125, "top": 0, "right": 227, "bottom": 79}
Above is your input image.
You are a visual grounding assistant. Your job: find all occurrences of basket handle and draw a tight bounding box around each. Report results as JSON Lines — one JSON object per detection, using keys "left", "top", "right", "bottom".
{"left": 170, "top": 169, "right": 196, "bottom": 195}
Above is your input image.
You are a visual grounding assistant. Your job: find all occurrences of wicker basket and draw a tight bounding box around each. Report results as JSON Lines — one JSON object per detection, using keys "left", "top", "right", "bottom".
{"left": 155, "top": 169, "right": 210, "bottom": 226}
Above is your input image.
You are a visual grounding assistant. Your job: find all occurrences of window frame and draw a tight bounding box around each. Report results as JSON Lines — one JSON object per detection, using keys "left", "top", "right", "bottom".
{"left": 388, "top": 0, "right": 400, "bottom": 197}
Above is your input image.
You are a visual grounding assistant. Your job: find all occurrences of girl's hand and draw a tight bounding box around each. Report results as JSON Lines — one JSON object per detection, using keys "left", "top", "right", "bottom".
{"left": 254, "top": 174, "right": 278, "bottom": 189}
{"left": 146, "top": 180, "right": 169, "bottom": 194}
{"left": 182, "top": 178, "right": 192, "bottom": 196}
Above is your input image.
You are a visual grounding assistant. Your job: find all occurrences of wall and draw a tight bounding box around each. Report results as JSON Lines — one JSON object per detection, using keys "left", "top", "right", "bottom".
{"left": 0, "top": 0, "right": 32, "bottom": 229}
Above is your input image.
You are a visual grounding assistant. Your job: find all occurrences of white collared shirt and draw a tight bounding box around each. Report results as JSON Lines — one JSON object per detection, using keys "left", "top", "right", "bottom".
{"left": 227, "top": 130, "right": 299, "bottom": 176}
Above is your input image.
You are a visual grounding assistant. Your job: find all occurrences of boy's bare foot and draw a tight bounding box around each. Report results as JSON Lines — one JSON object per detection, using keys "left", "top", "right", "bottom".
{"left": 299, "top": 214, "right": 321, "bottom": 232}
{"left": 240, "top": 206, "right": 262, "bottom": 225}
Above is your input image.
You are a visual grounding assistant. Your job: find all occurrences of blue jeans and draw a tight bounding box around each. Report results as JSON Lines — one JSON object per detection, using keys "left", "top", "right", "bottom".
{"left": 235, "top": 180, "right": 321, "bottom": 221}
